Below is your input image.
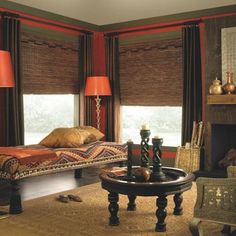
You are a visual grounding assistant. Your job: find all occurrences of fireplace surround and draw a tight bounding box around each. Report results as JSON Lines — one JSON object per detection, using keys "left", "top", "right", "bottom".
{"left": 204, "top": 99, "right": 236, "bottom": 173}
{"left": 205, "top": 123, "right": 236, "bottom": 171}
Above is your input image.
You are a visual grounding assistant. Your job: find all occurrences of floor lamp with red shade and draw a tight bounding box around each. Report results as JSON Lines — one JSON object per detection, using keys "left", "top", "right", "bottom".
{"left": 0, "top": 50, "right": 15, "bottom": 218}
{"left": 85, "top": 76, "right": 111, "bottom": 131}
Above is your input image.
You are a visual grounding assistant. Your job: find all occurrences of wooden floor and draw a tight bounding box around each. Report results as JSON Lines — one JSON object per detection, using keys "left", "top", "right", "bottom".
{"left": 20, "top": 166, "right": 103, "bottom": 201}
{"left": 0, "top": 165, "right": 110, "bottom": 205}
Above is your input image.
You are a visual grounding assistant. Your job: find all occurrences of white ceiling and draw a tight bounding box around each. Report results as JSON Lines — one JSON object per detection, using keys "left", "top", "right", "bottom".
{"left": 7, "top": 0, "right": 236, "bottom": 25}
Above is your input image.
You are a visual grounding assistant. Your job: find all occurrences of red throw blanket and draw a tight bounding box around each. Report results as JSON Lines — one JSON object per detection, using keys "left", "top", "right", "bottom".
{"left": 0, "top": 147, "right": 59, "bottom": 165}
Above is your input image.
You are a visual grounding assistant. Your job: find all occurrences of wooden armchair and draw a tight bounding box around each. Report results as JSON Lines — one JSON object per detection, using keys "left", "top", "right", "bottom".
{"left": 189, "top": 166, "right": 236, "bottom": 236}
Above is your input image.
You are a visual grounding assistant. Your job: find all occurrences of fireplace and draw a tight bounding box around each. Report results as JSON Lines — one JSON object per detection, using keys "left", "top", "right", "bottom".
{"left": 210, "top": 124, "right": 236, "bottom": 169}
{"left": 205, "top": 98, "right": 236, "bottom": 174}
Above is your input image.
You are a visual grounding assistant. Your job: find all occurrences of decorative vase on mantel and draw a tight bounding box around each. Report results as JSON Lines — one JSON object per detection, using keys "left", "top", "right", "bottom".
{"left": 223, "top": 72, "right": 235, "bottom": 94}
{"left": 209, "top": 77, "right": 223, "bottom": 95}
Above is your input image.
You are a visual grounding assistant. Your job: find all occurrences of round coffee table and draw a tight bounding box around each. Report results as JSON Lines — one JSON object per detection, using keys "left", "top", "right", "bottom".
{"left": 99, "top": 166, "right": 194, "bottom": 232}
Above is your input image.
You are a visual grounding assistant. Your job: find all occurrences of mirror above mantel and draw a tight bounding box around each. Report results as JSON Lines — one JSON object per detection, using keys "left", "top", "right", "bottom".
{"left": 221, "top": 26, "right": 236, "bottom": 84}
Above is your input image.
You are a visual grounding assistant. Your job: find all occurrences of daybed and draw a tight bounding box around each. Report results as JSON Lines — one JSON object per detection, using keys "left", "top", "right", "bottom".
{"left": 0, "top": 130, "right": 127, "bottom": 214}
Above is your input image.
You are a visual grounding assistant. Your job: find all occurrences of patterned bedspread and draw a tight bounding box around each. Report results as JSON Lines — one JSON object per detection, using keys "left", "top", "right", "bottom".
{"left": 0, "top": 141, "right": 127, "bottom": 180}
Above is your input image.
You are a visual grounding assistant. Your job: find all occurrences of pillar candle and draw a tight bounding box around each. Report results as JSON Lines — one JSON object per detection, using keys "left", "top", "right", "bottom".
{"left": 141, "top": 124, "right": 150, "bottom": 130}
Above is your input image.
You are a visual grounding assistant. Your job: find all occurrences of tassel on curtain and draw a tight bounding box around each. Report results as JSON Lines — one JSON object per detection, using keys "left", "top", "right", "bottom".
{"left": 181, "top": 22, "right": 202, "bottom": 146}
{"left": 105, "top": 34, "right": 121, "bottom": 142}
{"left": 79, "top": 33, "right": 93, "bottom": 126}
{"left": 2, "top": 12, "right": 24, "bottom": 146}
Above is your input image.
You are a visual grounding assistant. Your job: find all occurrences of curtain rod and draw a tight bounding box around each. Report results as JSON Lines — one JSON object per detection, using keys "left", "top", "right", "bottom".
{"left": 104, "top": 20, "right": 202, "bottom": 37}
{"left": 1, "top": 11, "right": 93, "bottom": 35}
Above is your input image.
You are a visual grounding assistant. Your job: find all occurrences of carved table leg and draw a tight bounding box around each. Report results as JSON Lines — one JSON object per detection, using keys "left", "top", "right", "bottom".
{"left": 155, "top": 194, "right": 167, "bottom": 232}
{"left": 74, "top": 169, "right": 82, "bottom": 178}
{"left": 127, "top": 195, "right": 136, "bottom": 211}
{"left": 189, "top": 218, "right": 201, "bottom": 236}
{"left": 9, "top": 180, "right": 22, "bottom": 214}
{"left": 108, "top": 192, "right": 119, "bottom": 226}
{"left": 221, "top": 225, "right": 231, "bottom": 235}
{"left": 119, "top": 161, "right": 126, "bottom": 167}
{"left": 173, "top": 193, "right": 183, "bottom": 215}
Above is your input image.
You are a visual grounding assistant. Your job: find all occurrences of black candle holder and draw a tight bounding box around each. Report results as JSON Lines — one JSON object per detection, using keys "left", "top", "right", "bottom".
{"left": 124, "top": 129, "right": 166, "bottom": 182}
{"left": 151, "top": 137, "right": 166, "bottom": 181}
{"left": 140, "top": 129, "right": 151, "bottom": 167}
{"left": 124, "top": 140, "right": 135, "bottom": 181}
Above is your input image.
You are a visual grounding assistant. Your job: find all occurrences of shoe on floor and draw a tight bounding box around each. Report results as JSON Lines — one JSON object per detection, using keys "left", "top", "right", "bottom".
{"left": 56, "top": 195, "right": 69, "bottom": 203}
{"left": 68, "top": 194, "right": 82, "bottom": 202}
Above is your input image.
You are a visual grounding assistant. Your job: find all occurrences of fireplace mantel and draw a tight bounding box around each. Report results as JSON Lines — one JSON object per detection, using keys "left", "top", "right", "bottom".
{"left": 207, "top": 95, "right": 236, "bottom": 104}
{"left": 206, "top": 103, "right": 236, "bottom": 125}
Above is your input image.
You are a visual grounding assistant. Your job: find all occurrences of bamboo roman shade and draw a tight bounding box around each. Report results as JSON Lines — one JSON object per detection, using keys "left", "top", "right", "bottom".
{"left": 21, "top": 31, "right": 79, "bottom": 94}
{"left": 119, "top": 38, "right": 183, "bottom": 106}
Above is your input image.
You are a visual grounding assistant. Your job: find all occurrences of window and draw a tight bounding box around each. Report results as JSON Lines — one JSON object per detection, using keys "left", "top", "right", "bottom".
{"left": 24, "top": 95, "right": 79, "bottom": 144}
{"left": 121, "top": 106, "right": 182, "bottom": 147}
{"left": 119, "top": 38, "right": 183, "bottom": 147}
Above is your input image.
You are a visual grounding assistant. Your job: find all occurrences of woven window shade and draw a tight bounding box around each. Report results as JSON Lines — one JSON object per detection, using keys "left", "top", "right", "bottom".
{"left": 119, "top": 38, "right": 183, "bottom": 106}
{"left": 21, "top": 32, "right": 79, "bottom": 94}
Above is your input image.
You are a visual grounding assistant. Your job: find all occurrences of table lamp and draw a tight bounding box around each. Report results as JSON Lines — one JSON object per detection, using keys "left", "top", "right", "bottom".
{"left": 0, "top": 50, "right": 15, "bottom": 219}
{"left": 85, "top": 76, "right": 111, "bottom": 130}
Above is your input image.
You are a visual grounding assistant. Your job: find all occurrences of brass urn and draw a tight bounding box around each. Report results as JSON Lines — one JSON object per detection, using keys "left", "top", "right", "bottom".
{"left": 209, "top": 77, "right": 223, "bottom": 95}
{"left": 223, "top": 72, "right": 235, "bottom": 94}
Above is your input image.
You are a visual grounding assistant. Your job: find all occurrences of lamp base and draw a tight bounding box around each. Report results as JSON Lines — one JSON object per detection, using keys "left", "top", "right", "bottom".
{"left": 95, "top": 95, "right": 101, "bottom": 130}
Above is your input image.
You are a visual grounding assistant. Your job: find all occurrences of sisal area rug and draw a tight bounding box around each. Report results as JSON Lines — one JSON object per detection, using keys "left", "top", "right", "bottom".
{"left": 0, "top": 182, "right": 227, "bottom": 236}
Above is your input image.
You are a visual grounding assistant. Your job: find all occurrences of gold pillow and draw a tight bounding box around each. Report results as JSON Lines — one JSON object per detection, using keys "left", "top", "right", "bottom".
{"left": 76, "top": 126, "right": 104, "bottom": 143}
{"left": 39, "top": 127, "right": 90, "bottom": 148}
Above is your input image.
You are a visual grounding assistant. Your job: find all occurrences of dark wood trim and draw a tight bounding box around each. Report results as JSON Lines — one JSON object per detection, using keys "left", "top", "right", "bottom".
{"left": 0, "top": 1, "right": 235, "bottom": 33}
{"left": 22, "top": 24, "right": 79, "bottom": 42}
{"left": 101, "top": 5, "right": 236, "bottom": 32}
{"left": 120, "top": 31, "right": 181, "bottom": 45}
{"left": 104, "top": 20, "right": 201, "bottom": 36}
{"left": 0, "top": 11, "right": 93, "bottom": 35}
{"left": 20, "top": 14, "right": 93, "bottom": 35}
{"left": 0, "top": 1, "right": 99, "bottom": 31}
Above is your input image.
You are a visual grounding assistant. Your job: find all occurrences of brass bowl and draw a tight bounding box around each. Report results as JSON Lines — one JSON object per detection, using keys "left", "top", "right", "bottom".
{"left": 133, "top": 167, "right": 151, "bottom": 182}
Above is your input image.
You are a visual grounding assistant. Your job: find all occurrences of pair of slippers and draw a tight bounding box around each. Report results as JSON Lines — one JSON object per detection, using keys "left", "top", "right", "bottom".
{"left": 56, "top": 194, "right": 82, "bottom": 203}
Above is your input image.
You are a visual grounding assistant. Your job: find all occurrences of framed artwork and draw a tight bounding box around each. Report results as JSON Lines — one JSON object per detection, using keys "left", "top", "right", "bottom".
{"left": 221, "top": 26, "right": 236, "bottom": 83}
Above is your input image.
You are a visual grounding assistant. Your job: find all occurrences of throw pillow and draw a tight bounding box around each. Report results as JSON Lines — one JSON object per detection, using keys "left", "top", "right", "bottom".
{"left": 76, "top": 126, "right": 104, "bottom": 143}
{"left": 39, "top": 127, "right": 89, "bottom": 148}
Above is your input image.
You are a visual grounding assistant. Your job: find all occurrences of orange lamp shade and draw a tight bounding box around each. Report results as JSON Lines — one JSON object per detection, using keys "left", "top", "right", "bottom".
{"left": 0, "top": 50, "right": 15, "bottom": 87}
{"left": 85, "top": 76, "right": 111, "bottom": 96}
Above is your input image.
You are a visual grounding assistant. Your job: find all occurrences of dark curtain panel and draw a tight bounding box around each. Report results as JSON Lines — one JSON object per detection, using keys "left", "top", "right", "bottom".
{"left": 105, "top": 35, "right": 120, "bottom": 142}
{"left": 181, "top": 23, "right": 202, "bottom": 145}
{"left": 79, "top": 33, "right": 93, "bottom": 126}
{"left": 2, "top": 12, "right": 24, "bottom": 146}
